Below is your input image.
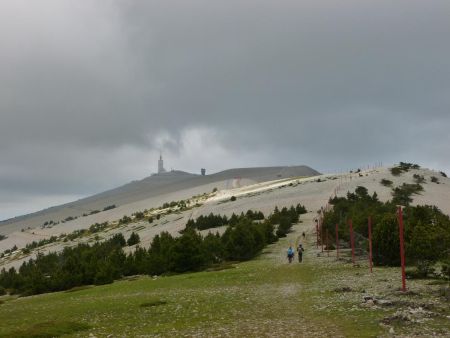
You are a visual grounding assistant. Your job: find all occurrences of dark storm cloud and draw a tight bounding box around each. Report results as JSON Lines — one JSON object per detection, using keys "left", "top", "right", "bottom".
{"left": 1, "top": 0, "right": 450, "bottom": 219}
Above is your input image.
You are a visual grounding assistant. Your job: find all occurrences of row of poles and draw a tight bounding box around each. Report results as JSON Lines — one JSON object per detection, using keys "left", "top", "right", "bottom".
{"left": 315, "top": 206, "right": 407, "bottom": 292}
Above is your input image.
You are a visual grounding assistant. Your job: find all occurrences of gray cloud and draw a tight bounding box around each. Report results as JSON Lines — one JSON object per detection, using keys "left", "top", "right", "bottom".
{"left": 1, "top": 0, "right": 450, "bottom": 219}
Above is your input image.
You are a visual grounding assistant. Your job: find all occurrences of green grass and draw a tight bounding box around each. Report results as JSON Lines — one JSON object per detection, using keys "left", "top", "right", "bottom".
{"left": 0, "top": 321, "right": 90, "bottom": 338}
{"left": 0, "top": 221, "right": 448, "bottom": 336}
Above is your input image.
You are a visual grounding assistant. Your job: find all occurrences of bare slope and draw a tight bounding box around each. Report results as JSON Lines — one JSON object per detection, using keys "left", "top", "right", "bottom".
{"left": 2, "top": 165, "right": 450, "bottom": 271}
{"left": 0, "top": 165, "right": 319, "bottom": 235}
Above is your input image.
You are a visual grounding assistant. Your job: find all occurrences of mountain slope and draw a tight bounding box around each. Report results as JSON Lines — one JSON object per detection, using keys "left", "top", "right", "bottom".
{"left": 0, "top": 165, "right": 320, "bottom": 235}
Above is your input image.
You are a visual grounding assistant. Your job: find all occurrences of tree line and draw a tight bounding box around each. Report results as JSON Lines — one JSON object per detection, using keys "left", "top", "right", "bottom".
{"left": 0, "top": 204, "right": 307, "bottom": 296}
{"left": 322, "top": 186, "right": 450, "bottom": 277}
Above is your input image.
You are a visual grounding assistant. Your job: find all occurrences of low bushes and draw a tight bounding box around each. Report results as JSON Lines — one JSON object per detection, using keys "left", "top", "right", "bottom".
{"left": 391, "top": 183, "right": 423, "bottom": 206}
{"left": 322, "top": 187, "right": 450, "bottom": 271}
{"left": 390, "top": 162, "right": 420, "bottom": 176}
{"left": 0, "top": 202, "right": 308, "bottom": 296}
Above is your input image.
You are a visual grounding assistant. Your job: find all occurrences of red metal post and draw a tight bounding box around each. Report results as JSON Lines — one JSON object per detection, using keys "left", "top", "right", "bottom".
{"left": 368, "top": 216, "right": 373, "bottom": 273}
{"left": 315, "top": 219, "right": 319, "bottom": 248}
{"left": 336, "top": 223, "right": 339, "bottom": 259}
{"left": 349, "top": 219, "right": 355, "bottom": 265}
{"left": 397, "top": 207, "right": 406, "bottom": 291}
{"left": 321, "top": 218, "right": 324, "bottom": 253}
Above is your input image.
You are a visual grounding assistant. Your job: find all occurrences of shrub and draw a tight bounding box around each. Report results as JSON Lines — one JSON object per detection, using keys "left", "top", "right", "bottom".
{"left": 380, "top": 179, "right": 393, "bottom": 187}
{"left": 390, "top": 167, "right": 403, "bottom": 176}
{"left": 119, "top": 215, "right": 132, "bottom": 225}
{"left": 230, "top": 196, "right": 236, "bottom": 201}
{"left": 431, "top": 176, "right": 440, "bottom": 184}
{"left": 276, "top": 217, "right": 293, "bottom": 238}
{"left": 442, "top": 258, "right": 450, "bottom": 280}
{"left": 372, "top": 214, "right": 401, "bottom": 266}
{"left": 295, "top": 204, "right": 307, "bottom": 214}
{"left": 110, "top": 233, "right": 126, "bottom": 247}
{"left": 390, "top": 162, "right": 420, "bottom": 176}
{"left": 148, "top": 217, "right": 154, "bottom": 224}
{"left": 440, "top": 171, "right": 447, "bottom": 178}
{"left": 169, "top": 229, "right": 207, "bottom": 272}
{"left": 127, "top": 232, "right": 140, "bottom": 246}
{"left": 413, "top": 174, "right": 426, "bottom": 184}
{"left": 103, "top": 205, "right": 116, "bottom": 211}
{"left": 391, "top": 183, "right": 423, "bottom": 206}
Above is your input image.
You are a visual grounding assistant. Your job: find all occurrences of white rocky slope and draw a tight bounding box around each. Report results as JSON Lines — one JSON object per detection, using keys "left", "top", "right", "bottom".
{"left": 1, "top": 165, "right": 449, "bottom": 271}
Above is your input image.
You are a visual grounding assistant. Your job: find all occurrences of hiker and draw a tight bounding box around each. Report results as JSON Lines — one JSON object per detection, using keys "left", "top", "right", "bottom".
{"left": 297, "top": 244, "right": 304, "bottom": 263}
{"left": 302, "top": 232, "right": 306, "bottom": 239}
{"left": 287, "top": 246, "right": 295, "bottom": 263}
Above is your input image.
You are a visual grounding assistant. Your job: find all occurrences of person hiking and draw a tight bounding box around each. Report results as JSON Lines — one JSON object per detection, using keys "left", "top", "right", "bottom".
{"left": 302, "top": 232, "right": 306, "bottom": 239}
{"left": 287, "top": 246, "right": 294, "bottom": 263}
{"left": 297, "top": 243, "right": 304, "bottom": 263}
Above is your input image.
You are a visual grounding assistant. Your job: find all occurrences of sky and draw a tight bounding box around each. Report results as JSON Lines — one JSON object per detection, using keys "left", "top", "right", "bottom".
{"left": 1, "top": 0, "right": 450, "bottom": 220}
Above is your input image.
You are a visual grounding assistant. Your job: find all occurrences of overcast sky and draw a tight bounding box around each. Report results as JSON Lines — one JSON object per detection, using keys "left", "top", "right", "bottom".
{"left": 1, "top": 0, "right": 450, "bottom": 220}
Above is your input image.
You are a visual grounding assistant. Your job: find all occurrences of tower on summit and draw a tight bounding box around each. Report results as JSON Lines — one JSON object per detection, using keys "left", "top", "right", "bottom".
{"left": 158, "top": 152, "right": 166, "bottom": 174}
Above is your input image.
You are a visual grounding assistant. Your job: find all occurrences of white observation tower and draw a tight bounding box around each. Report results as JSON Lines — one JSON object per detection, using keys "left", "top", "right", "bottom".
{"left": 158, "top": 153, "right": 166, "bottom": 174}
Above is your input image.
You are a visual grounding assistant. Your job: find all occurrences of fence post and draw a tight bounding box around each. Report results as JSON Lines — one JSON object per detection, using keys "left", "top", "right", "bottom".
{"left": 397, "top": 207, "right": 406, "bottom": 292}
{"left": 321, "top": 218, "right": 324, "bottom": 253}
{"left": 349, "top": 219, "right": 355, "bottom": 265}
{"left": 368, "top": 216, "right": 373, "bottom": 273}
{"left": 326, "top": 229, "right": 329, "bottom": 256}
{"left": 336, "top": 223, "right": 339, "bottom": 259}
{"left": 315, "top": 219, "right": 319, "bottom": 249}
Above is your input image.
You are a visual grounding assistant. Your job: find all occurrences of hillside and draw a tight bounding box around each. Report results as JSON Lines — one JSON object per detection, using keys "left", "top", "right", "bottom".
{"left": 0, "top": 165, "right": 319, "bottom": 236}
{"left": 0, "top": 164, "right": 449, "bottom": 337}
{"left": 1, "top": 165, "right": 449, "bottom": 271}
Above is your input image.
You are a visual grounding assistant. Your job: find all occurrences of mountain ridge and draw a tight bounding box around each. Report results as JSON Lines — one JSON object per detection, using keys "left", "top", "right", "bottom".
{"left": 0, "top": 165, "right": 320, "bottom": 232}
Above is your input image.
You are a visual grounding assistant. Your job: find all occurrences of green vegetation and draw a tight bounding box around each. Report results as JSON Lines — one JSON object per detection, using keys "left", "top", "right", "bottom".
{"left": 431, "top": 176, "right": 440, "bottom": 184}
{"left": 0, "top": 253, "right": 385, "bottom": 337}
{"left": 390, "top": 162, "right": 420, "bottom": 176}
{"left": 380, "top": 179, "right": 393, "bottom": 187}
{"left": 4, "top": 321, "right": 91, "bottom": 338}
{"left": 103, "top": 204, "right": 116, "bottom": 211}
{"left": 0, "top": 212, "right": 448, "bottom": 337}
{"left": 127, "top": 232, "right": 140, "bottom": 246}
{"left": 391, "top": 183, "right": 423, "bottom": 205}
{"left": 1, "top": 203, "right": 309, "bottom": 296}
{"left": 118, "top": 215, "right": 132, "bottom": 225}
{"left": 440, "top": 171, "right": 447, "bottom": 178}
{"left": 133, "top": 211, "right": 145, "bottom": 220}
{"left": 23, "top": 236, "right": 60, "bottom": 253}
{"left": 140, "top": 300, "right": 167, "bottom": 307}
{"left": 185, "top": 213, "right": 228, "bottom": 231}
{"left": 0, "top": 235, "right": 6, "bottom": 241}
{"left": 1, "top": 245, "right": 18, "bottom": 258}
{"left": 322, "top": 186, "right": 450, "bottom": 274}
{"left": 64, "top": 222, "right": 109, "bottom": 241}
{"left": 413, "top": 174, "right": 426, "bottom": 184}
{"left": 230, "top": 196, "right": 236, "bottom": 201}
{"left": 162, "top": 199, "right": 187, "bottom": 210}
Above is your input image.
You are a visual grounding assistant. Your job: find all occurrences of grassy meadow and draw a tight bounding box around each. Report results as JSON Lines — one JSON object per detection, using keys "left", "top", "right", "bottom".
{"left": 0, "top": 216, "right": 448, "bottom": 337}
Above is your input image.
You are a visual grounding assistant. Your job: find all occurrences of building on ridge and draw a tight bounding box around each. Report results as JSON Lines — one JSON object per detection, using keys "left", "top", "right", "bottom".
{"left": 158, "top": 153, "right": 166, "bottom": 174}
